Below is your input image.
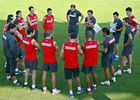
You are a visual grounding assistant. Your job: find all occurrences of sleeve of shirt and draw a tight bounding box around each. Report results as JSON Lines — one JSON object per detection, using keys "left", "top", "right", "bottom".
{"left": 92, "top": 17, "right": 96, "bottom": 24}
{"left": 119, "top": 20, "right": 123, "bottom": 27}
{"left": 126, "top": 28, "right": 131, "bottom": 35}
{"left": 67, "top": 10, "right": 70, "bottom": 15}
{"left": 103, "top": 40, "right": 107, "bottom": 48}
{"left": 77, "top": 11, "right": 82, "bottom": 16}
{"left": 132, "top": 18, "right": 139, "bottom": 27}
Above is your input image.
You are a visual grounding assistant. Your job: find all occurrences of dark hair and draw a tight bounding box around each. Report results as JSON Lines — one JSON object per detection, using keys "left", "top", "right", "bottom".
{"left": 126, "top": 7, "right": 132, "bottom": 12}
{"left": 7, "top": 23, "right": 16, "bottom": 31}
{"left": 71, "top": 33, "right": 77, "bottom": 39}
{"left": 14, "top": 20, "right": 20, "bottom": 25}
{"left": 7, "top": 14, "right": 13, "bottom": 19}
{"left": 70, "top": 4, "right": 76, "bottom": 9}
{"left": 29, "top": 6, "right": 34, "bottom": 11}
{"left": 16, "top": 10, "right": 22, "bottom": 18}
{"left": 113, "top": 12, "right": 119, "bottom": 16}
{"left": 46, "top": 29, "right": 54, "bottom": 36}
{"left": 102, "top": 27, "right": 110, "bottom": 35}
{"left": 27, "top": 27, "right": 35, "bottom": 35}
{"left": 87, "top": 10, "right": 93, "bottom": 14}
{"left": 47, "top": 8, "right": 52, "bottom": 12}
{"left": 7, "top": 18, "right": 13, "bottom": 23}
{"left": 86, "top": 31, "right": 92, "bottom": 38}
{"left": 123, "top": 17, "right": 131, "bottom": 25}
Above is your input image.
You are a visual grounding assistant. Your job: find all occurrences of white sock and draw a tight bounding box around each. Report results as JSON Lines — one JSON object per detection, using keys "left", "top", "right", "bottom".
{"left": 88, "top": 88, "right": 91, "bottom": 91}
{"left": 13, "top": 80, "right": 17, "bottom": 84}
{"left": 15, "top": 68, "right": 18, "bottom": 71}
{"left": 77, "top": 86, "right": 81, "bottom": 90}
{"left": 32, "top": 84, "right": 35, "bottom": 88}
{"left": 93, "top": 84, "right": 96, "bottom": 87}
{"left": 23, "top": 70, "right": 26, "bottom": 73}
{"left": 24, "top": 82, "right": 28, "bottom": 85}
{"left": 70, "top": 90, "right": 73, "bottom": 94}
{"left": 7, "top": 76, "right": 11, "bottom": 78}
{"left": 128, "top": 68, "right": 131, "bottom": 71}
{"left": 52, "top": 88, "right": 56, "bottom": 91}
{"left": 43, "top": 87, "right": 47, "bottom": 90}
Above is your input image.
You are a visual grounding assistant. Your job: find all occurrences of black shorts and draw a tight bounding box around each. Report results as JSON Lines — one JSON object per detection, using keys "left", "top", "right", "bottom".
{"left": 68, "top": 25, "right": 79, "bottom": 34}
{"left": 64, "top": 67, "right": 79, "bottom": 80}
{"left": 113, "top": 33, "right": 121, "bottom": 44}
{"left": 121, "top": 45, "right": 133, "bottom": 56}
{"left": 25, "top": 59, "right": 39, "bottom": 70}
{"left": 82, "top": 65, "right": 97, "bottom": 74}
{"left": 101, "top": 55, "right": 113, "bottom": 68}
{"left": 33, "top": 30, "right": 38, "bottom": 39}
{"left": 18, "top": 48, "right": 24, "bottom": 59}
{"left": 85, "top": 29, "right": 95, "bottom": 39}
{"left": 43, "top": 62, "right": 58, "bottom": 72}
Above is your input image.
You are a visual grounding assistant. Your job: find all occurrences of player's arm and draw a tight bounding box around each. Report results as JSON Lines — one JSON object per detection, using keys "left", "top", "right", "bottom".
{"left": 98, "top": 48, "right": 108, "bottom": 53}
{"left": 84, "top": 22, "right": 90, "bottom": 27}
{"left": 53, "top": 41, "right": 59, "bottom": 52}
{"left": 78, "top": 45, "right": 83, "bottom": 55}
{"left": 36, "top": 15, "right": 40, "bottom": 25}
{"left": 42, "top": 17, "right": 46, "bottom": 28}
{"left": 31, "top": 39, "right": 40, "bottom": 49}
{"left": 14, "top": 30, "right": 22, "bottom": 40}
{"left": 114, "top": 27, "right": 123, "bottom": 32}
{"left": 81, "top": 44, "right": 85, "bottom": 53}
{"left": 60, "top": 44, "right": 65, "bottom": 60}
{"left": 76, "top": 14, "right": 84, "bottom": 25}
{"left": 124, "top": 34, "right": 133, "bottom": 47}
{"left": 66, "top": 14, "right": 69, "bottom": 24}
{"left": 135, "top": 25, "right": 140, "bottom": 30}
{"left": 26, "top": 16, "right": 36, "bottom": 26}
{"left": 134, "top": 30, "right": 139, "bottom": 38}
{"left": 23, "top": 19, "right": 27, "bottom": 28}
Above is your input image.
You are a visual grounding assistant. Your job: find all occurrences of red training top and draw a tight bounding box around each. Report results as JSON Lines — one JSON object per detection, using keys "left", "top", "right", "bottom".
{"left": 44, "top": 15, "right": 54, "bottom": 33}
{"left": 28, "top": 14, "right": 38, "bottom": 31}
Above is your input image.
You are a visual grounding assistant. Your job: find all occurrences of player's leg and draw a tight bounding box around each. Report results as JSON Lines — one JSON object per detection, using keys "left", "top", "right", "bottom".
{"left": 5, "top": 57, "right": 12, "bottom": 81}
{"left": 34, "top": 30, "right": 38, "bottom": 41}
{"left": 32, "top": 70, "right": 37, "bottom": 88}
{"left": 91, "top": 65, "right": 97, "bottom": 90}
{"left": 123, "top": 54, "right": 132, "bottom": 74}
{"left": 114, "top": 44, "right": 119, "bottom": 56}
{"left": 24, "top": 68, "right": 30, "bottom": 87}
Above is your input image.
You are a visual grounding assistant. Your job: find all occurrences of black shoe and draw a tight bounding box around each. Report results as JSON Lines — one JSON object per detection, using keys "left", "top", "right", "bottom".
{"left": 24, "top": 83, "right": 29, "bottom": 88}
{"left": 13, "top": 81, "right": 23, "bottom": 85}
{"left": 36, "top": 49, "right": 41, "bottom": 52}
{"left": 31, "top": 86, "right": 41, "bottom": 91}
{"left": 7, "top": 76, "right": 12, "bottom": 81}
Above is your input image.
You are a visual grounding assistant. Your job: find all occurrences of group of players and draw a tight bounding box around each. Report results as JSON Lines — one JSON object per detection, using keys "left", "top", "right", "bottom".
{"left": 2, "top": 4, "right": 139, "bottom": 98}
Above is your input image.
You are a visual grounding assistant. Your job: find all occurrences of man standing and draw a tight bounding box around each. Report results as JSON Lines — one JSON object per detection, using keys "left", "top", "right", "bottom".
{"left": 2, "top": 23, "right": 22, "bottom": 85}
{"left": 60, "top": 34, "right": 84, "bottom": 98}
{"left": 115, "top": 18, "right": 138, "bottom": 75}
{"left": 82, "top": 31, "right": 98, "bottom": 94}
{"left": 42, "top": 8, "right": 54, "bottom": 38}
{"left": 15, "top": 10, "right": 27, "bottom": 37}
{"left": 98, "top": 27, "right": 116, "bottom": 85}
{"left": 27, "top": 6, "right": 39, "bottom": 41}
{"left": 84, "top": 10, "right": 96, "bottom": 40}
{"left": 3, "top": 18, "right": 13, "bottom": 34}
{"left": 23, "top": 27, "right": 40, "bottom": 90}
{"left": 66, "top": 4, "right": 84, "bottom": 41}
{"left": 41, "top": 29, "right": 61, "bottom": 95}
{"left": 112, "top": 12, "right": 123, "bottom": 61}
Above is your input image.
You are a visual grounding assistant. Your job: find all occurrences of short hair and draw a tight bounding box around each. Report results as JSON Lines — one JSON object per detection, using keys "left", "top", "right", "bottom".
{"left": 46, "top": 29, "right": 54, "bottom": 36}
{"left": 123, "top": 17, "right": 131, "bottom": 25}
{"left": 87, "top": 10, "right": 93, "bottom": 14}
{"left": 14, "top": 20, "right": 20, "bottom": 25}
{"left": 71, "top": 33, "right": 77, "bottom": 39}
{"left": 7, "top": 18, "right": 13, "bottom": 23}
{"left": 7, "top": 14, "right": 13, "bottom": 19}
{"left": 126, "top": 7, "right": 132, "bottom": 12}
{"left": 86, "top": 31, "right": 92, "bottom": 38}
{"left": 16, "top": 10, "right": 22, "bottom": 18}
{"left": 29, "top": 6, "right": 34, "bottom": 11}
{"left": 27, "top": 27, "right": 35, "bottom": 35}
{"left": 102, "top": 27, "right": 110, "bottom": 35}
{"left": 70, "top": 4, "right": 76, "bottom": 9}
{"left": 47, "top": 8, "right": 52, "bottom": 12}
{"left": 113, "top": 12, "right": 119, "bottom": 16}
{"left": 7, "top": 23, "right": 16, "bottom": 31}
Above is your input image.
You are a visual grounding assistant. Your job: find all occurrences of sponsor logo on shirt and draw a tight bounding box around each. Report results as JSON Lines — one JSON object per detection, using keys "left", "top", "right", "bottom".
{"left": 3, "top": 35, "right": 7, "bottom": 40}
{"left": 86, "top": 45, "right": 97, "bottom": 49}
{"left": 69, "top": 13, "right": 76, "bottom": 17}
{"left": 23, "top": 40, "right": 29, "bottom": 44}
{"left": 65, "top": 46, "right": 76, "bottom": 50}
{"left": 42, "top": 43, "right": 52, "bottom": 47}
{"left": 109, "top": 38, "right": 115, "bottom": 44}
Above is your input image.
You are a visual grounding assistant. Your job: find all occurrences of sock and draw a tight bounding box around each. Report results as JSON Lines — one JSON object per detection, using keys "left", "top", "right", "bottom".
{"left": 23, "top": 70, "right": 26, "bottom": 73}
{"left": 7, "top": 76, "right": 11, "bottom": 78}
{"left": 15, "top": 68, "right": 18, "bottom": 72}
{"left": 52, "top": 88, "right": 56, "bottom": 91}
{"left": 70, "top": 90, "right": 73, "bottom": 94}
{"left": 127, "top": 68, "right": 131, "bottom": 71}
{"left": 88, "top": 88, "right": 91, "bottom": 91}
{"left": 13, "top": 79, "right": 17, "bottom": 84}
{"left": 118, "top": 70, "right": 121, "bottom": 72}
{"left": 32, "top": 84, "right": 35, "bottom": 88}
{"left": 43, "top": 87, "right": 47, "bottom": 90}
{"left": 24, "top": 82, "right": 28, "bottom": 85}
{"left": 115, "top": 55, "right": 119, "bottom": 58}
{"left": 77, "top": 86, "right": 81, "bottom": 90}
{"left": 93, "top": 84, "right": 96, "bottom": 87}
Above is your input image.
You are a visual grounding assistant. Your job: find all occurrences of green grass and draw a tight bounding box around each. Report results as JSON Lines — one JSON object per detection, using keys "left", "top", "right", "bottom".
{"left": 0, "top": 0, "right": 140, "bottom": 100}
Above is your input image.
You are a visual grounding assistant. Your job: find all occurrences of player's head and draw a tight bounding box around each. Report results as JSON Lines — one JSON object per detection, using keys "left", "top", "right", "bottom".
{"left": 123, "top": 17, "right": 131, "bottom": 27}
{"left": 29, "top": 6, "right": 34, "bottom": 14}
{"left": 7, "top": 23, "right": 16, "bottom": 33}
{"left": 7, "top": 14, "right": 14, "bottom": 20}
{"left": 86, "top": 31, "right": 93, "bottom": 39}
{"left": 14, "top": 20, "right": 20, "bottom": 27}
{"left": 87, "top": 10, "right": 93, "bottom": 17}
{"left": 16, "top": 10, "right": 22, "bottom": 18}
{"left": 7, "top": 18, "right": 13, "bottom": 25}
{"left": 47, "top": 8, "right": 52, "bottom": 15}
{"left": 27, "top": 27, "right": 35, "bottom": 36}
{"left": 46, "top": 29, "right": 54, "bottom": 37}
{"left": 126, "top": 7, "right": 132, "bottom": 16}
{"left": 70, "top": 33, "right": 77, "bottom": 42}
{"left": 70, "top": 4, "right": 76, "bottom": 12}
{"left": 102, "top": 27, "right": 110, "bottom": 37}
{"left": 113, "top": 12, "right": 119, "bottom": 20}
